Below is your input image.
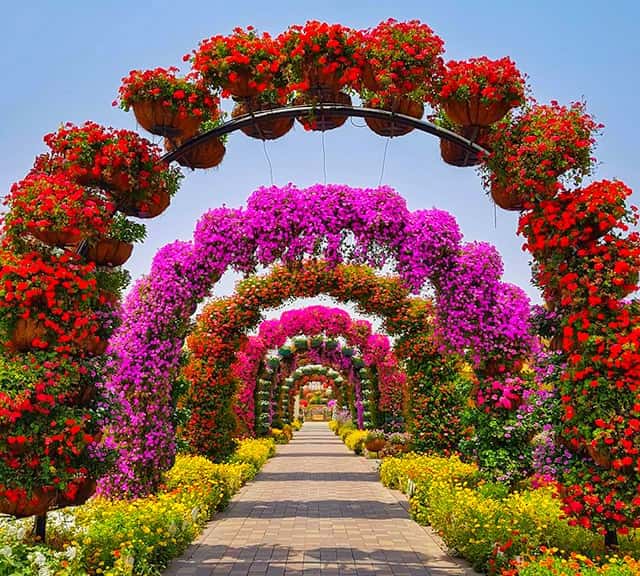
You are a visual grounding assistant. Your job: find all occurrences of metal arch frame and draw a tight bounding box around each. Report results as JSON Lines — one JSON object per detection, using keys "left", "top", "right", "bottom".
{"left": 161, "top": 103, "right": 489, "bottom": 163}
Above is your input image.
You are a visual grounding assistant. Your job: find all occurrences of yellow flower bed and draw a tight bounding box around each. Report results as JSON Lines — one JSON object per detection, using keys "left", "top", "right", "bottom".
{"left": 0, "top": 439, "right": 276, "bottom": 575}
{"left": 380, "top": 453, "right": 478, "bottom": 492}
{"left": 230, "top": 438, "right": 276, "bottom": 478}
{"left": 165, "top": 454, "right": 250, "bottom": 508}
{"left": 344, "top": 430, "right": 369, "bottom": 455}
{"left": 380, "top": 453, "right": 640, "bottom": 574}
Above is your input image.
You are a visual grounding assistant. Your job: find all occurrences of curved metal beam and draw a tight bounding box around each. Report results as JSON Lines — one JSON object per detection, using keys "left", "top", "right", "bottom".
{"left": 161, "top": 104, "right": 489, "bottom": 163}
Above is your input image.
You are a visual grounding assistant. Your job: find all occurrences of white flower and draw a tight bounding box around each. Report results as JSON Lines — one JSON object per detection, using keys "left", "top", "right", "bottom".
{"left": 0, "top": 545, "right": 13, "bottom": 559}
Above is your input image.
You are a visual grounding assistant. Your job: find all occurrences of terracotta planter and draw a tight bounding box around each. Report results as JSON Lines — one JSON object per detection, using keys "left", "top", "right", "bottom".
{"left": 132, "top": 100, "right": 201, "bottom": 138}
{"left": 490, "top": 183, "right": 527, "bottom": 211}
{"left": 77, "top": 169, "right": 130, "bottom": 196}
{"left": 11, "top": 318, "right": 46, "bottom": 351}
{"left": 587, "top": 444, "right": 611, "bottom": 468}
{"left": 442, "top": 97, "right": 511, "bottom": 127}
{"left": 55, "top": 478, "right": 97, "bottom": 508}
{"left": 440, "top": 139, "right": 483, "bottom": 167}
{"left": 232, "top": 100, "right": 294, "bottom": 140}
{"left": 85, "top": 239, "right": 133, "bottom": 267}
{"left": 83, "top": 335, "right": 108, "bottom": 356}
{"left": 222, "top": 68, "right": 262, "bottom": 99}
{"left": 440, "top": 126, "right": 486, "bottom": 167}
{"left": 365, "top": 97, "right": 424, "bottom": 137}
{"left": 295, "top": 90, "right": 351, "bottom": 131}
{"left": 117, "top": 189, "right": 171, "bottom": 219}
{"left": 0, "top": 487, "right": 56, "bottom": 518}
{"left": 365, "top": 438, "right": 386, "bottom": 453}
{"left": 164, "top": 137, "right": 226, "bottom": 170}
{"left": 549, "top": 334, "right": 563, "bottom": 351}
{"left": 31, "top": 228, "right": 83, "bottom": 247}
{"left": 302, "top": 60, "right": 343, "bottom": 92}
{"left": 71, "top": 382, "right": 96, "bottom": 405}
{"left": 361, "top": 62, "right": 379, "bottom": 92}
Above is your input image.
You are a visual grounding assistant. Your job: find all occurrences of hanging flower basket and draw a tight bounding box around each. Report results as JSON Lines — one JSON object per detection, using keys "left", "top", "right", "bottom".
{"left": 0, "top": 487, "right": 56, "bottom": 518}
{"left": 439, "top": 57, "right": 525, "bottom": 127}
{"left": 365, "top": 438, "right": 386, "bottom": 453}
{"left": 85, "top": 239, "right": 133, "bottom": 267}
{"left": 83, "top": 335, "right": 108, "bottom": 356}
{"left": 440, "top": 126, "right": 486, "bottom": 167}
{"left": 55, "top": 477, "right": 97, "bottom": 508}
{"left": 490, "top": 182, "right": 527, "bottom": 211}
{"left": 295, "top": 90, "right": 351, "bottom": 131}
{"left": 132, "top": 100, "right": 202, "bottom": 138}
{"left": 587, "top": 444, "right": 611, "bottom": 468}
{"left": 365, "top": 97, "right": 424, "bottom": 137}
{"left": 223, "top": 68, "right": 261, "bottom": 99}
{"left": 30, "top": 228, "right": 83, "bottom": 247}
{"left": 301, "top": 59, "right": 344, "bottom": 92}
{"left": 440, "top": 137, "right": 483, "bottom": 167}
{"left": 442, "top": 98, "right": 511, "bottom": 128}
{"left": 232, "top": 100, "right": 294, "bottom": 140}
{"left": 165, "top": 137, "right": 226, "bottom": 170}
{"left": 117, "top": 189, "right": 171, "bottom": 219}
{"left": 10, "top": 317, "right": 46, "bottom": 351}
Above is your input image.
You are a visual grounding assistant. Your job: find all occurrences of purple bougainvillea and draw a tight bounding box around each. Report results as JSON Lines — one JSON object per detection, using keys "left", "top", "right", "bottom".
{"left": 101, "top": 184, "right": 532, "bottom": 497}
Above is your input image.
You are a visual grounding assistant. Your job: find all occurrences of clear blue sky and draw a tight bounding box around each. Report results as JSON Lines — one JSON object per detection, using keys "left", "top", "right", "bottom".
{"left": 2, "top": 1, "right": 639, "bottom": 307}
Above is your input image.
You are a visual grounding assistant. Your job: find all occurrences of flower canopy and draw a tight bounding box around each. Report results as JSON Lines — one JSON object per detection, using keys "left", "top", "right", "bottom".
{"left": 101, "top": 184, "right": 530, "bottom": 497}
{"left": 232, "top": 305, "right": 405, "bottom": 432}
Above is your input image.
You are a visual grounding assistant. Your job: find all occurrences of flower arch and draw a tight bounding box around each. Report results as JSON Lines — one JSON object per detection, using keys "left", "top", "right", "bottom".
{"left": 263, "top": 353, "right": 366, "bottom": 431}
{"left": 99, "top": 184, "right": 529, "bottom": 497}
{"left": 0, "top": 16, "right": 635, "bottom": 541}
{"left": 231, "top": 305, "right": 406, "bottom": 433}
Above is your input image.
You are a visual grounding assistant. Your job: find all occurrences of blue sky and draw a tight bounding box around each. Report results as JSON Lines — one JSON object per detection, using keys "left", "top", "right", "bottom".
{"left": 2, "top": 1, "right": 639, "bottom": 310}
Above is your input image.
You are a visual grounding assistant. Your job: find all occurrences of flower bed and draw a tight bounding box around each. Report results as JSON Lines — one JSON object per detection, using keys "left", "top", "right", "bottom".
{"left": 0, "top": 438, "right": 275, "bottom": 575}
{"left": 379, "top": 454, "right": 640, "bottom": 574}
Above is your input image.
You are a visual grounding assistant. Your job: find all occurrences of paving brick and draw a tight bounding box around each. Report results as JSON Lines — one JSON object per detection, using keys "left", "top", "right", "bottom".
{"left": 164, "top": 423, "right": 475, "bottom": 576}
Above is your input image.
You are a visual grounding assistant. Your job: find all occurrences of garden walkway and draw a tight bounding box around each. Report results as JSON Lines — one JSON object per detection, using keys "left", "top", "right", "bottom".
{"left": 165, "top": 422, "right": 475, "bottom": 576}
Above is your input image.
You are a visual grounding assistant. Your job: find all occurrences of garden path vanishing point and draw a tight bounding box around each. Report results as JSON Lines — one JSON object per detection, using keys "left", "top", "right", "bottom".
{"left": 165, "top": 422, "right": 477, "bottom": 576}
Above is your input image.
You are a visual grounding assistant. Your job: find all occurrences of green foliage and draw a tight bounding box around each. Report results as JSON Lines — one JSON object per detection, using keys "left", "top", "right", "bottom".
{"left": 107, "top": 213, "right": 147, "bottom": 243}
{"left": 404, "top": 351, "right": 471, "bottom": 453}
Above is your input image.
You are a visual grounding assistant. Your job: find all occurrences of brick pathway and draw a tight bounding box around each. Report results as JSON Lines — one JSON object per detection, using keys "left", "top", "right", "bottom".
{"left": 165, "top": 422, "right": 475, "bottom": 576}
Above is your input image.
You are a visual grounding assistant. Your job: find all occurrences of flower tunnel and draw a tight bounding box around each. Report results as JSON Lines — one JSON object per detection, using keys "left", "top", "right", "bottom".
{"left": 250, "top": 335, "right": 396, "bottom": 432}
{"left": 231, "top": 305, "right": 406, "bottom": 434}
{"left": 1, "top": 17, "right": 638, "bottom": 542}
{"left": 99, "top": 184, "right": 530, "bottom": 498}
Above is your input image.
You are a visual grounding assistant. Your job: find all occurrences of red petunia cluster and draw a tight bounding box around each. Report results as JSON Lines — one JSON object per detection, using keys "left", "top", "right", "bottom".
{"left": 519, "top": 179, "right": 640, "bottom": 534}
{"left": 116, "top": 66, "right": 220, "bottom": 120}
